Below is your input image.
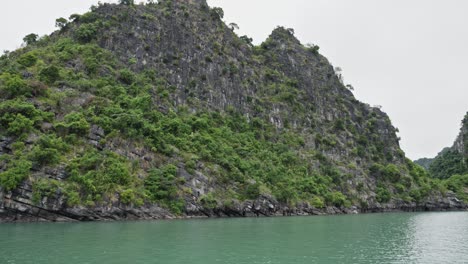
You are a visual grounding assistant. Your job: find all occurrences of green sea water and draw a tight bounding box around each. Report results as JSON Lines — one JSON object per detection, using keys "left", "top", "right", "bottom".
{"left": 1, "top": 212, "right": 467, "bottom": 264}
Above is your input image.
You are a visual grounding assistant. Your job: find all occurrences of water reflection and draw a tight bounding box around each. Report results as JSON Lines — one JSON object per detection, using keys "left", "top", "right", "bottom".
{"left": 407, "top": 212, "right": 468, "bottom": 264}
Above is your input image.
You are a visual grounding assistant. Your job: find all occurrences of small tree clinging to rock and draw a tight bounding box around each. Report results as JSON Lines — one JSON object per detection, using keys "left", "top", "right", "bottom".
{"left": 229, "top": 23, "right": 239, "bottom": 31}
{"left": 69, "top": 14, "right": 81, "bottom": 22}
{"left": 23, "top": 33, "right": 38, "bottom": 45}
{"left": 119, "top": 0, "right": 135, "bottom": 5}
{"left": 55, "top": 17, "right": 68, "bottom": 30}
{"left": 211, "top": 7, "right": 224, "bottom": 19}
{"left": 240, "top": 35, "right": 253, "bottom": 46}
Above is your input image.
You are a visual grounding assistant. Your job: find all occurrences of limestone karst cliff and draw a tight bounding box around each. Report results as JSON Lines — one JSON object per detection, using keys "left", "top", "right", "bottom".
{"left": 0, "top": 0, "right": 465, "bottom": 221}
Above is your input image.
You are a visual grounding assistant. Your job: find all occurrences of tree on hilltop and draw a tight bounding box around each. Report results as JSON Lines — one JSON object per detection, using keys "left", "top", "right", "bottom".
{"left": 23, "top": 33, "right": 38, "bottom": 45}
{"left": 119, "top": 0, "right": 135, "bottom": 5}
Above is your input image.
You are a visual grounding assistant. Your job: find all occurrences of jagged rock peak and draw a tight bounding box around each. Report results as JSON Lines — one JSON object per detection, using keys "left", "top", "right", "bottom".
{"left": 452, "top": 112, "right": 468, "bottom": 155}
{"left": 268, "top": 26, "right": 302, "bottom": 45}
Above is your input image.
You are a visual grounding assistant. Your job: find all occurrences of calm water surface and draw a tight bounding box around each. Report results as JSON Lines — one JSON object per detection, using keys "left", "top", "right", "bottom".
{"left": 1, "top": 212, "right": 467, "bottom": 264}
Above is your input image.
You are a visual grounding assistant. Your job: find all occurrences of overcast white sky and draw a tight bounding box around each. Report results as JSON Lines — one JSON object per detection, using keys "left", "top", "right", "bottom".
{"left": 1, "top": 0, "right": 467, "bottom": 160}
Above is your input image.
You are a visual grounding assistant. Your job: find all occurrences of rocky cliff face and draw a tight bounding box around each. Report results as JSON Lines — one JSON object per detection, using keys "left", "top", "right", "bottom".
{"left": 425, "top": 112, "right": 468, "bottom": 179}
{"left": 0, "top": 0, "right": 466, "bottom": 222}
{"left": 452, "top": 113, "right": 467, "bottom": 156}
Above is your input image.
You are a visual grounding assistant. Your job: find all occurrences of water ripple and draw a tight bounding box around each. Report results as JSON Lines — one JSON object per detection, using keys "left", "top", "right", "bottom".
{"left": 0, "top": 212, "right": 467, "bottom": 264}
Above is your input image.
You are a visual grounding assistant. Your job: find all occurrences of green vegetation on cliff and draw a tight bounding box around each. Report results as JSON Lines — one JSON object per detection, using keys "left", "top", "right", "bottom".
{"left": 0, "top": 0, "right": 465, "bottom": 217}
{"left": 429, "top": 149, "right": 466, "bottom": 179}
{"left": 418, "top": 113, "right": 468, "bottom": 201}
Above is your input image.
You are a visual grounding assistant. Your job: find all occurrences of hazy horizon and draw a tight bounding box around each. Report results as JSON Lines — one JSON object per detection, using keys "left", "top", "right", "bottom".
{"left": 1, "top": 0, "right": 466, "bottom": 160}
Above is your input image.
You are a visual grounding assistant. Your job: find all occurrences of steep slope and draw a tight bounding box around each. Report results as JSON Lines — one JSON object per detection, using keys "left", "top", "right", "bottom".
{"left": 423, "top": 113, "right": 468, "bottom": 201}
{"left": 0, "top": 0, "right": 465, "bottom": 222}
{"left": 424, "top": 113, "right": 468, "bottom": 179}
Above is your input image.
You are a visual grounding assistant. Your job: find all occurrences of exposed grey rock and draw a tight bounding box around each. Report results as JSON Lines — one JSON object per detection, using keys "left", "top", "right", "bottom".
{"left": 0, "top": 1, "right": 466, "bottom": 223}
